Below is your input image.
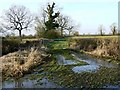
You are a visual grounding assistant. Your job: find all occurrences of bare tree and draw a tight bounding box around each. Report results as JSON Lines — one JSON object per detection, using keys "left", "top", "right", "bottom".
{"left": 2, "top": 5, "right": 33, "bottom": 41}
{"left": 98, "top": 25, "right": 105, "bottom": 36}
{"left": 35, "top": 7, "right": 48, "bottom": 38}
{"left": 57, "top": 15, "right": 76, "bottom": 36}
{"left": 35, "top": 16, "right": 46, "bottom": 38}
{"left": 110, "top": 23, "right": 117, "bottom": 35}
{"left": 0, "top": 26, "right": 6, "bottom": 36}
{"left": 57, "top": 15, "right": 69, "bottom": 36}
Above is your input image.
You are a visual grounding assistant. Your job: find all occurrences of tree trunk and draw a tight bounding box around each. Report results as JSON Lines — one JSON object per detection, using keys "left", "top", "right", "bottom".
{"left": 69, "top": 31, "right": 71, "bottom": 36}
{"left": 61, "top": 29, "right": 63, "bottom": 37}
{"left": 19, "top": 30, "right": 22, "bottom": 42}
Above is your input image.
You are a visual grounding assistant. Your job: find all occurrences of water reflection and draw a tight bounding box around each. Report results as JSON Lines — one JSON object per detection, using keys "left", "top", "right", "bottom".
{"left": 56, "top": 53, "right": 118, "bottom": 73}
{"left": 72, "top": 65, "right": 99, "bottom": 73}
{"left": 56, "top": 55, "right": 79, "bottom": 65}
{"left": 71, "top": 53, "right": 118, "bottom": 73}
{"left": 72, "top": 53, "right": 117, "bottom": 68}
{"left": 2, "top": 52, "right": 119, "bottom": 88}
{"left": 2, "top": 74, "right": 60, "bottom": 88}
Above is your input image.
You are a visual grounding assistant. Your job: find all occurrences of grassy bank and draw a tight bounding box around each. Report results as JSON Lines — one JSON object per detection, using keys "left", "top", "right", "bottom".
{"left": 46, "top": 37, "right": 120, "bottom": 64}
{"left": 69, "top": 37, "right": 120, "bottom": 64}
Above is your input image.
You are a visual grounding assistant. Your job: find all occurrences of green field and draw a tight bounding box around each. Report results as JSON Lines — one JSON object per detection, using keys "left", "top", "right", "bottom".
{"left": 71, "top": 35, "right": 119, "bottom": 39}
{"left": 21, "top": 35, "right": 119, "bottom": 42}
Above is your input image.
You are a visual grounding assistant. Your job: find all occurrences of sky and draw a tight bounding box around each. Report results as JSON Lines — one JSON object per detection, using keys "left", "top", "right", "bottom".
{"left": 0, "top": 0, "right": 119, "bottom": 35}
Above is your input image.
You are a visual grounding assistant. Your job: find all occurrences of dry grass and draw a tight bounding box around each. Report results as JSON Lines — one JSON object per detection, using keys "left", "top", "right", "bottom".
{"left": 1, "top": 47, "right": 49, "bottom": 80}
{"left": 91, "top": 38, "right": 120, "bottom": 59}
{"left": 69, "top": 38, "right": 120, "bottom": 62}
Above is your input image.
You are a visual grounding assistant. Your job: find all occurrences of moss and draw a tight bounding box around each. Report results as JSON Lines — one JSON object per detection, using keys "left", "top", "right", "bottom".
{"left": 48, "top": 49, "right": 75, "bottom": 60}
{"left": 46, "top": 41, "right": 68, "bottom": 49}
{"left": 28, "top": 74, "right": 44, "bottom": 80}
{"left": 46, "top": 66, "right": 120, "bottom": 88}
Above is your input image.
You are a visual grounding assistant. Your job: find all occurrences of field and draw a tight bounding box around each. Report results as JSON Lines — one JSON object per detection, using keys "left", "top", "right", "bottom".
{"left": 2, "top": 35, "right": 120, "bottom": 88}
{"left": 71, "top": 35, "right": 119, "bottom": 39}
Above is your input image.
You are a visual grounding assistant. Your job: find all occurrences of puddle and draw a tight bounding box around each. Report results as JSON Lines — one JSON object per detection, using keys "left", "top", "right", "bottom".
{"left": 72, "top": 65, "right": 99, "bottom": 73}
{"left": 2, "top": 73, "right": 60, "bottom": 88}
{"left": 56, "top": 55, "right": 79, "bottom": 65}
{"left": 2, "top": 51, "right": 119, "bottom": 88}
{"left": 56, "top": 53, "right": 118, "bottom": 73}
{"left": 103, "top": 85, "right": 120, "bottom": 88}
{"left": 71, "top": 53, "right": 117, "bottom": 68}
{"left": 70, "top": 52, "right": 118, "bottom": 73}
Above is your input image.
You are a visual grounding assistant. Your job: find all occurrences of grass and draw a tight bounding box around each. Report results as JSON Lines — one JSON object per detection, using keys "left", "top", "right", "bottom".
{"left": 46, "top": 40, "right": 75, "bottom": 60}
{"left": 49, "top": 49, "right": 75, "bottom": 60}
{"left": 50, "top": 50, "right": 88, "bottom": 66}
{"left": 3, "top": 36, "right": 120, "bottom": 88}
{"left": 47, "top": 49, "right": 88, "bottom": 65}
{"left": 46, "top": 41, "right": 69, "bottom": 49}
{"left": 44, "top": 39, "right": 120, "bottom": 88}
{"left": 37, "top": 54, "right": 120, "bottom": 88}
{"left": 71, "top": 35, "right": 119, "bottom": 39}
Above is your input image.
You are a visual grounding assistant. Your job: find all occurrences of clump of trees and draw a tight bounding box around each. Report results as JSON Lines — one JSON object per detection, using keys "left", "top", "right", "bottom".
{"left": 35, "top": 2, "right": 77, "bottom": 39}
{"left": 73, "top": 31, "right": 79, "bottom": 36}
{"left": 0, "top": 2, "right": 79, "bottom": 40}
{"left": 98, "top": 23, "right": 118, "bottom": 36}
{"left": 35, "top": 2, "right": 60, "bottom": 39}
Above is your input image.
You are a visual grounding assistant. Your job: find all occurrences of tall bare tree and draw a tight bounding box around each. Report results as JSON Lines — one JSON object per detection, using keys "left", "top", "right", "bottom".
{"left": 110, "top": 23, "right": 117, "bottom": 35}
{"left": 2, "top": 5, "right": 33, "bottom": 41}
{"left": 35, "top": 8, "right": 47, "bottom": 38}
{"left": 57, "top": 15, "right": 75, "bottom": 36}
{"left": 57, "top": 15, "right": 69, "bottom": 36}
{"left": 98, "top": 25, "right": 105, "bottom": 36}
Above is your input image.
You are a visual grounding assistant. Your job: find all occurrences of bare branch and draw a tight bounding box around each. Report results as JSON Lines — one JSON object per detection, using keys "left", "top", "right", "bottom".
{"left": 1, "top": 5, "right": 34, "bottom": 40}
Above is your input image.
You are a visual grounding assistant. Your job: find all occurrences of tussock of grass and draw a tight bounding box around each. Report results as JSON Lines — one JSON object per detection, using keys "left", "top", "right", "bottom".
{"left": 1, "top": 47, "right": 49, "bottom": 80}
{"left": 69, "top": 38, "right": 120, "bottom": 63}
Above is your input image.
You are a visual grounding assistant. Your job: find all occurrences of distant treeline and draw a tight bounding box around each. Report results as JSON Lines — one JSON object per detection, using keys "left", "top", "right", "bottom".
{"left": 1, "top": 35, "right": 36, "bottom": 40}
{"left": 0, "top": 33, "right": 119, "bottom": 40}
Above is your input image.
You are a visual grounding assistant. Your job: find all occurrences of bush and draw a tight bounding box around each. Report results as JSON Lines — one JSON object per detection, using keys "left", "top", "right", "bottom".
{"left": 2, "top": 39, "right": 21, "bottom": 55}
{"left": 44, "top": 30, "right": 61, "bottom": 39}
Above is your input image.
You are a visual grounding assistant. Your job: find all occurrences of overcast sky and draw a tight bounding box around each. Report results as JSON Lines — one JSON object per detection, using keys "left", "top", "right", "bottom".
{"left": 0, "top": 0, "right": 119, "bottom": 35}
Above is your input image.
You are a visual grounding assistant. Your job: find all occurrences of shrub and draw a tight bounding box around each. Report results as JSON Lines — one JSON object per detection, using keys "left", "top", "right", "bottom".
{"left": 44, "top": 30, "right": 61, "bottom": 39}
{"left": 2, "top": 39, "right": 21, "bottom": 55}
